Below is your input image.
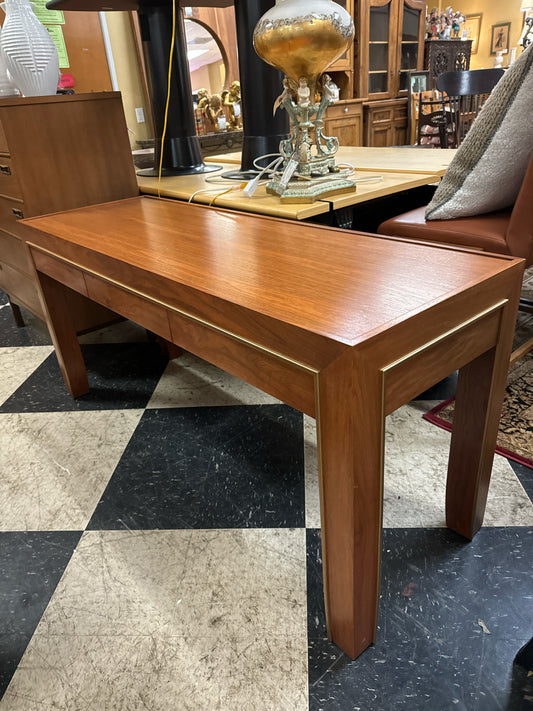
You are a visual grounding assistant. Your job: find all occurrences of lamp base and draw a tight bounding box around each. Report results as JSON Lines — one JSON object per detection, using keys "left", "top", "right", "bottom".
{"left": 266, "top": 177, "right": 355, "bottom": 203}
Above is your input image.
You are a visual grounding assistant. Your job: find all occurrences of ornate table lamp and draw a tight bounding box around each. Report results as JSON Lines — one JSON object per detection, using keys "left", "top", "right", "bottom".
{"left": 253, "top": 0, "right": 355, "bottom": 202}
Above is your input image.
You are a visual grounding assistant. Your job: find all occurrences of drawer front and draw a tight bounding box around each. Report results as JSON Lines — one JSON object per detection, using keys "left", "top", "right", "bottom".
{"left": 31, "top": 248, "right": 89, "bottom": 296}
{"left": 168, "top": 309, "right": 316, "bottom": 417}
{"left": 0, "top": 156, "right": 23, "bottom": 200}
{"left": 0, "top": 260, "right": 43, "bottom": 316}
{"left": 0, "top": 194, "right": 26, "bottom": 238}
{"left": 0, "top": 119, "right": 9, "bottom": 154}
{"left": 325, "top": 102, "right": 363, "bottom": 120}
{"left": 369, "top": 107, "right": 394, "bottom": 124}
{"left": 0, "top": 229, "right": 31, "bottom": 273}
{"left": 84, "top": 272, "right": 172, "bottom": 341}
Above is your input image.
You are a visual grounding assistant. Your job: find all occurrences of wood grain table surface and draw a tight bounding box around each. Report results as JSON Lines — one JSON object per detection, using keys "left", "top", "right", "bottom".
{"left": 21, "top": 195, "right": 524, "bottom": 659}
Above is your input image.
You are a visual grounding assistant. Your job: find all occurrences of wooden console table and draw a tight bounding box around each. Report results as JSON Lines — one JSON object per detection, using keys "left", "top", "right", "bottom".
{"left": 21, "top": 196, "right": 523, "bottom": 659}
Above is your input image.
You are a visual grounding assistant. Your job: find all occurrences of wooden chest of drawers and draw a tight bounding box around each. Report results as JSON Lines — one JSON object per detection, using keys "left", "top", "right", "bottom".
{"left": 323, "top": 100, "right": 364, "bottom": 147}
{"left": 0, "top": 92, "right": 139, "bottom": 330}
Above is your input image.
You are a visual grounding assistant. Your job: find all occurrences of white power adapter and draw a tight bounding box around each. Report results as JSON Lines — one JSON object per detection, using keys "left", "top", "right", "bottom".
{"left": 242, "top": 175, "right": 261, "bottom": 197}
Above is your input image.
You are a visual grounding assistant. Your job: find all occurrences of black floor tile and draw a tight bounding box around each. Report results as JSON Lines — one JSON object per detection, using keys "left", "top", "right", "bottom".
{"left": 0, "top": 343, "right": 167, "bottom": 412}
{"left": 307, "top": 527, "right": 533, "bottom": 711}
{"left": 510, "top": 460, "right": 533, "bottom": 502}
{"left": 88, "top": 404, "right": 305, "bottom": 530}
{"left": 0, "top": 531, "right": 81, "bottom": 699}
{"left": 0, "top": 294, "right": 52, "bottom": 348}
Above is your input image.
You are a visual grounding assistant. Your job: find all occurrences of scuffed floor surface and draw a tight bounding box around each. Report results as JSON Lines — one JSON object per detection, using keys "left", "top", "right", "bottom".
{"left": 1, "top": 290, "right": 532, "bottom": 711}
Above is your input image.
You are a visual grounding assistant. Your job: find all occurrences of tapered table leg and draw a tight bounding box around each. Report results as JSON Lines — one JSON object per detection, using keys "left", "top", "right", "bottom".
{"left": 36, "top": 272, "right": 89, "bottom": 398}
{"left": 316, "top": 352, "right": 384, "bottom": 659}
{"left": 446, "top": 298, "right": 520, "bottom": 539}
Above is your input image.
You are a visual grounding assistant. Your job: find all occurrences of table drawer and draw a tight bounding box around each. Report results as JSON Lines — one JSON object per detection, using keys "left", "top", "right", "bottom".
{"left": 84, "top": 272, "right": 172, "bottom": 341}
{"left": 0, "top": 194, "right": 26, "bottom": 238}
{"left": 31, "top": 248, "right": 88, "bottom": 296}
{"left": 0, "top": 260, "right": 43, "bottom": 316}
{"left": 0, "top": 228, "right": 31, "bottom": 274}
{"left": 168, "top": 309, "right": 316, "bottom": 416}
{"left": 0, "top": 157, "right": 22, "bottom": 200}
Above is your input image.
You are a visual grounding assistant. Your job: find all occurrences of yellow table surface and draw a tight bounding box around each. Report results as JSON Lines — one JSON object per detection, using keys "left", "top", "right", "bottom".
{"left": 137, "top": 162, "right": 329, "bottom": 220}
{"left": 205, "top": 146, "right": 457, "bottom": 177}
{"left": 137, "top": 165, "right": 442, "bottom": 221}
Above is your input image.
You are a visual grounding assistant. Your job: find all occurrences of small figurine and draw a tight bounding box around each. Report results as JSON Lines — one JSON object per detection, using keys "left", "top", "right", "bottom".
{"left": 426, "top": 6, "right": 440, "bottom": 39}
{"left": 297, "top": 77, "right": 310, "bottom": 106}
{"left": 222, "top": 80, "right": 242, "bottom": 130}
{"left": 205, "top": 93, "right": 225, "bottom": 132}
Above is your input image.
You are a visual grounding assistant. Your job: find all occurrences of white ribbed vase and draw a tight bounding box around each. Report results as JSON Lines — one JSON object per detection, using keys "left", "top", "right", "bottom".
{"left": 0, "top": 0, "right": 59, "bottom": 96}
{"left": 0, "top": 26, "right": 19, "bottom": 95}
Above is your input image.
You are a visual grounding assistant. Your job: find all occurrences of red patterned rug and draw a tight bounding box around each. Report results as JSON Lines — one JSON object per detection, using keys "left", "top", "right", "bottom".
{"left": 423, "top": 350, "right": 533, "bottom": 469}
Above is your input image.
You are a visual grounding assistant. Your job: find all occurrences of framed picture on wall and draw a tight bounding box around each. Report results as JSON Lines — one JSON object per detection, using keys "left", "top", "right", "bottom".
{"left": 490, "top": 22, "right": 511, "bottom": 54}
{"left": 463, "top": 14, "right": 482, "bottom": 54}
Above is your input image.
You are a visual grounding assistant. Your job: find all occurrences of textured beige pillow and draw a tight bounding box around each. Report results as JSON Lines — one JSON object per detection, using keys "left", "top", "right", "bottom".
{"left": 426, "top": 44, "right": 533, "bottom": 221}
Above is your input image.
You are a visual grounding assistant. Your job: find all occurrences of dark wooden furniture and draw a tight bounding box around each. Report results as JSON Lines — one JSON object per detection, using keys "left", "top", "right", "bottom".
{"left": 416, "top": 96, "right": 454, "bottom": 148}
{"left": 0, "top": 92, "right": 139, "bottom": 330}
{"left": 436, "top": 68, "right": 504, "bottom": 146}
{"left": 424, "top": 39, "right": 473, "bottom": 88}
{"left": 21, "top": 195, "right": 523, "bottom": 659}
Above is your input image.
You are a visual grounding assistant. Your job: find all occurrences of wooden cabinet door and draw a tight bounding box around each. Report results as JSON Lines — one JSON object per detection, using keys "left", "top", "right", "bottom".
{"left": 325, "top": 116, "right": 362, "bottom": 146}
{"left": 324, "top": 101, "right": 363, "bottom": 146}
{"left": 397, "top": 0, "right": 426, "bottom": 95}
{"left": 358, "top": 0, "right": 425, "bottom": 100}
{"left": 365, "top": 0, "right": 399, "bottom": 101}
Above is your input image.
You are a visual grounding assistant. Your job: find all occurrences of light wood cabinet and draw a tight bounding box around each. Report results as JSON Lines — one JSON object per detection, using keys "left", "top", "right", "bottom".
{"left": 363, "top": 99, "right": 408, "bottom": 146}
{"left": 357, "top": 0, "right": 426, "bottom": 100}
{"left": 0, "top": 92, "right": 139, "bottom": 329}
{"left": 327, "top": 0, "right": 425, "bottom": 145}
{"left": 323, "top": 100, "right": 363, "bottom": 146}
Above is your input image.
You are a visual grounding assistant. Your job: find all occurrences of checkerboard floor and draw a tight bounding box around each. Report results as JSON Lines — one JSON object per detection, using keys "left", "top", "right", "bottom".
{"left": 1, "top": 288, "right": 532, "bottom": 711}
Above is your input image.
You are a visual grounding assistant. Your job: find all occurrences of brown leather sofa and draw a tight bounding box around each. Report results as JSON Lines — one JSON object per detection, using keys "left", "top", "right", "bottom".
{"left": 377, "top": 154, "right": 533, "bottom": 267}
{"left": 378, "top": 154, "right": 533, "bottom": 362}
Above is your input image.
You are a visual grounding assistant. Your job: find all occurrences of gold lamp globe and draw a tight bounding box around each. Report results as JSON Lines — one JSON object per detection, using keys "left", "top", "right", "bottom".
{"left": 253, "top": 0, "right": 354, "bottom": 97}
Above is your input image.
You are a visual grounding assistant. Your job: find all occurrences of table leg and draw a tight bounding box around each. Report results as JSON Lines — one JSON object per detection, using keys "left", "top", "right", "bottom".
{"left": 446, "top": 339, "right": 512, "bottom": 539}
{"left": 36, "top": 272, "right": 89, "bottom": 398}
{"left": 316, "top": 353, "right": 384, "bottom": 659}
{"left": 8, "top": 297, "right": 25, "bottom": 327}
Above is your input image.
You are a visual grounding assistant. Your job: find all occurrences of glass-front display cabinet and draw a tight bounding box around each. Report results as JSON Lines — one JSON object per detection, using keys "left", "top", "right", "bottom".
{"left": 358, "top": 0, "right": 426, "bottom": 100}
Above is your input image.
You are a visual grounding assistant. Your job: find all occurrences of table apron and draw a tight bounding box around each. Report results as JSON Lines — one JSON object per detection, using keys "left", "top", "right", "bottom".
{"left": 30, "top": 245, "right": 318, "bottom": 417}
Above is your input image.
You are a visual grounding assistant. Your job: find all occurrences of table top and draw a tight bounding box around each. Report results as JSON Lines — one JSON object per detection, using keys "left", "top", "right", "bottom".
{"left": 23, "top": 196, "right": 517, "bottom": 347}
{"left": 205, "top": 146, "right": 457, "bottom": 177}
{"left": 137, "top": 164, "right": 443, "bottom": 221}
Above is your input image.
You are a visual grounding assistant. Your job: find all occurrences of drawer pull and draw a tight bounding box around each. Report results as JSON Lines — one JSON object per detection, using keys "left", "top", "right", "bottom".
{"left": 12, "top": 208, "right": 24, "bottom": 219}
{"left": 344, "top": 107, "right": 349, "bottom": 113}
{"left": 0, "top": 164, "right": 11, "bottom": 175}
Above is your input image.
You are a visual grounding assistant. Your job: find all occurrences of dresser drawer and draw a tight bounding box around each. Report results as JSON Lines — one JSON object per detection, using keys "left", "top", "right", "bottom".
{"left": 0, "top": 194, "right": 26, "bottom": 237}
{"left": 325, "top": 102, "right": 363, "bottom": 120}
{"left": 0, "top": 229, "right": 31, "bottom": 273}
{"left": 0, "top": 157, "right": 22, "bottom": 200}
{"left": 0, "top": 119, "right": 9, "bottom": 154}
{"left": 0, "top": 260, "right": 43, "bottom": 316}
